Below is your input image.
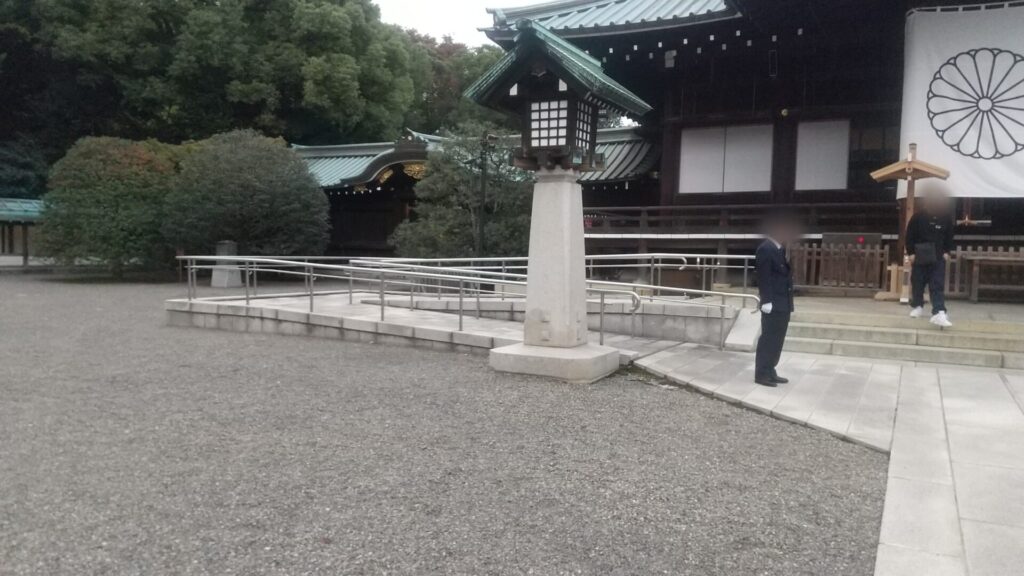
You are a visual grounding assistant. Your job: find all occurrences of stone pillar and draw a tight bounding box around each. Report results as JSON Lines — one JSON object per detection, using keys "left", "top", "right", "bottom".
{"left": 524, "top": 168, "right": 588, "bottom": 348}
{"left": 210, "top": 240, "right": 242, "bottom": 288}
{"left": 489, "top": 167, "right": 620, "bottom": 384}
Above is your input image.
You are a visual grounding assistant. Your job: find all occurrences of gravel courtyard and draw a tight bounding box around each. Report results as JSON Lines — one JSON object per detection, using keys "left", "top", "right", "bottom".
{"left": 0, "top": 276, "right": 887, "bottom": 575}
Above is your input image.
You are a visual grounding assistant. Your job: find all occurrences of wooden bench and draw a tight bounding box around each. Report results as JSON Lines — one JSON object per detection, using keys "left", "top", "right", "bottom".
{"left": 961, "top": 255, "right": 1024, "bottom": 302}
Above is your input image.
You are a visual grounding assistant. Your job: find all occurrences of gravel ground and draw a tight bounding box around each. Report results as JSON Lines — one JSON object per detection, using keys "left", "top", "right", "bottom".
{"left": 0, "top": 276, "right": 887, "bottom": 575}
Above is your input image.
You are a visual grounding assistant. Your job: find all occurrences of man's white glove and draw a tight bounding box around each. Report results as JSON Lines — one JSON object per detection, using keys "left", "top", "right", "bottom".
{"left": 761, "top": 303, "right": 773, "bottom": 314}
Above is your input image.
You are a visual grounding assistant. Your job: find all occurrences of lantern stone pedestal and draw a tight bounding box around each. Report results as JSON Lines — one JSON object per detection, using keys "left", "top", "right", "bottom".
{"left": 489, "top": 168, "right": 620, "bottom": 384}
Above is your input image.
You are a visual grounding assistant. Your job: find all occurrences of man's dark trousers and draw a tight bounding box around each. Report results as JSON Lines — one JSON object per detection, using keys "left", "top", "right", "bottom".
{"left": 756, "top": 311, "right": 791, "bottom": 379}
{"left": 910, "top": 259, "right": 947, "bottom": 314}
{"left": 754, "top": 240, "right": 795, "bottom": 381}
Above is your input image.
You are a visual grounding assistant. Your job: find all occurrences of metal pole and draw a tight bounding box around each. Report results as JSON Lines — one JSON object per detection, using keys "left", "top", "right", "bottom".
{"left": 187, "top": 258, "right": 194, "bottom": 301}
{"left": 656, "top": 256, "right": 662, "bottom": 296}
{"left": 458, "top": 280, "right": 464, "bottom": 331}
{"left": 599, "top": 293, "right": 605, "bottom": 345}
{"left": 719, "top": 313, "right": 725, "bottom": 350}
{"left": 349, "top": 272, "right": 354, "bottom": 304}
{"left": 410, "top": 278, "right": 415, "bottom": 309}
{"left": 379, "top": 271, "right": 385, "bottom": 322}
{"left": 308, "top": 265, "right": 314, "bottom": 313}
{"left": 475, "top": 283, "right": 481, "bottom": 319}
{"left": 244, "top": 261, "right": 250, "bottom": 306}
{"left": 252, "top": 263, "right": 258, "bottom": 296}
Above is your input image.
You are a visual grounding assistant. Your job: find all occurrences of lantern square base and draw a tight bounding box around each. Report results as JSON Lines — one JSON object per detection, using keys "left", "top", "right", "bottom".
{"left": 489, "top": 342, "right": 620, "bottom": 384}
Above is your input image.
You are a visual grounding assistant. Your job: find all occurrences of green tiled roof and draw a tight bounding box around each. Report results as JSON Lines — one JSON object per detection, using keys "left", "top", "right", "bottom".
{"left": 465, "top": 19, "right": 652, "bottom": 118}
{"left": 292, "top": 130, "right": 441, "bottom": 188}
{"left": 0, "top": 198, "right": 43, "bottom": 223}
{"left": 485, "top": 0, "right": 738, "bottom": 40}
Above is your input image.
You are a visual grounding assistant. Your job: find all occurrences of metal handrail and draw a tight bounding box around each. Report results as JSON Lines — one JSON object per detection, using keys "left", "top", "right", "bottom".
{"left": 206, "top": 252, "right": 758, "bottom": 292}
{"left": 178, "top": 256, "right": 645, "bottom": 344}
{"left": 349, "top": 257, "right": 758, "bottom": 309}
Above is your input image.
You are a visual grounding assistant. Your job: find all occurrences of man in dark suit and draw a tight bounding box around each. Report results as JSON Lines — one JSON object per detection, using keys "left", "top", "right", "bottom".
{"left": 754, "top": 213, "right": 798, "bottom": 387}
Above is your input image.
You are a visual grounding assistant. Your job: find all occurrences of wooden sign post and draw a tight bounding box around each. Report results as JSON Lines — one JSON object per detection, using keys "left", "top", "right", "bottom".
{"left": 870, "top": 143, "right": 950, "bottom": 301}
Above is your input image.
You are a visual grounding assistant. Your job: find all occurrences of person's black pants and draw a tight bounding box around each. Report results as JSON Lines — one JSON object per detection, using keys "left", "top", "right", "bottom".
{"left": 910, "top": 259, "right": 947, "bottom": 314}
{"left": 756, "top": 310, "right": 791, "bottom": 379}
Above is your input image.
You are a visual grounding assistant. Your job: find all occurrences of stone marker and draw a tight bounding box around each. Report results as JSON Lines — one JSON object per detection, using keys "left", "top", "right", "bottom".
{"left": 210, "top": 240, "right": 242, "bottom": 288}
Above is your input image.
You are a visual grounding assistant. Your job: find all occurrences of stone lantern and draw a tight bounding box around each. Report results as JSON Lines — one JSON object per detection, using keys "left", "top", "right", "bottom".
{"left": 464, "top": 20, "right": 652, "bottom": 383}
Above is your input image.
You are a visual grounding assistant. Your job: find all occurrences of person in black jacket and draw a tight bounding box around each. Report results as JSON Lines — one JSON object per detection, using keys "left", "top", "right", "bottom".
{"left": 906, "top": 185, "right": 956, "bottom": 327}
{"left": 754, "top": 212, "right": 799, "bottom": 387}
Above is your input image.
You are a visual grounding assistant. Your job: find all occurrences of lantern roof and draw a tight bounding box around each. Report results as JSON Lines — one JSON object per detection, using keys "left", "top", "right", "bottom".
{"left": 464, "top": 19, "right": 652, "bottom": 118}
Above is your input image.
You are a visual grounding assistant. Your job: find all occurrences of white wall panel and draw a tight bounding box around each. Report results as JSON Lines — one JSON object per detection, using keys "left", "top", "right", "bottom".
{"left": 795, "top": 120, "right": 850, "bottom": 191}
{"left": 723, "top": 124, "right": 774, "bottom": 192}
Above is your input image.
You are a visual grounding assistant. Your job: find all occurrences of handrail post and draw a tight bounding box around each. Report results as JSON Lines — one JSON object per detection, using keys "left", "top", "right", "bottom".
{"left": 348, "top": 272, "right": 354, "bottom": 304}
{"left": 475, "top": 283, "right": 481, "bottom": 319}
{"left": 252, "top": 262, "right": 258, "bottom": 296}
{"left": 409, "top": 277, "right": 415, "bottom": 310}
{"left": 458, "top": 280, "right": 464, "bottom": 331}
{"left": 656, "top": 256, "right": 662, "bottom": 296}
{"left": 599, "top": 292, "right": 605, "bottom": 345}
{"left": 244, "top": 260, "right": 250, "bottom": 306}
{"left": 379, "top": 271, "right": 385, "bottom": 322}
{"left": 719, "top": 308, "right": 725, "bottom": 350}
{"left": 308, "top": 265, "right": 314, "bottom": 313}
{"left": 187, "top": 258, "right": 194, "bottom": 301}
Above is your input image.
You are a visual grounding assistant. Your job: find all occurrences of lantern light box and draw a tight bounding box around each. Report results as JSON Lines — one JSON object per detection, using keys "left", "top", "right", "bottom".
{"left": 465, "top": 20, "right": 651, "bottom": 172}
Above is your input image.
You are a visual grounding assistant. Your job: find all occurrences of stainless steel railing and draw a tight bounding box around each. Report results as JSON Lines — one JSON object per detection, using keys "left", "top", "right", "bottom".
{"left": 178, "top": 256, "right": 644, "bottom": 346}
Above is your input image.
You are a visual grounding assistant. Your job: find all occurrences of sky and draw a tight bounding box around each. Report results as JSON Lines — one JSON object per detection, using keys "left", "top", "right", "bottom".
{"left": 375, "top": 0, "right": 540, "bottom": 46}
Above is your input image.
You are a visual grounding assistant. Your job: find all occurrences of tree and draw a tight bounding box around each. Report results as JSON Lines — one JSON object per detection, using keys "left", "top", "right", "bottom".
{"left": 400, "top": 33, "right": 512, "bottom": 134}
{"left": 7, "top": 0, "right": 418, "bottom": 145}
{"left": 164, "top": 130, "right": 329, "bottom": 256}
{"left": 40, "top": 137, "right": 181, "bottom": 276}
{"left": 391, "top": 123, "right": 532, "bottom": 258}
{"left": 0, "top": 139, "right": 47, "bottom": 199}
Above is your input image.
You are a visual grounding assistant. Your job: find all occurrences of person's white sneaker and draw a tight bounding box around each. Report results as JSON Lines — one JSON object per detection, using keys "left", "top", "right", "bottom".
{"left": 930, "top": 311, "right": 953, "bottom": 328}
{"left": 909, "top": 306, "right": 924, "bottom": 318}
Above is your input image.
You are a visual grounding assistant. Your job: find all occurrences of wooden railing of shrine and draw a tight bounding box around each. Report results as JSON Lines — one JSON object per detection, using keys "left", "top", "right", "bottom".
{"left": 785, "top": 244, "right": 1024, "bottom": 298}
{"left": 583, "top": 202, "right": 899, "bottom": 234}
{"left": 945, "top": 246, "right": 1024, "bottom": 299}
{"left": 789, "top": 243, "right": 891, "bottom": 290}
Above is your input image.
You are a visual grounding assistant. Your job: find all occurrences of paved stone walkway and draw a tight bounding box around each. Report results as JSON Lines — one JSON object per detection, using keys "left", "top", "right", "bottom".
{"left": 634, "top": 346, "right": 1024, "bottom": 576}
{"left": 176, "top": 291, "right": 1024, "bottom": 575}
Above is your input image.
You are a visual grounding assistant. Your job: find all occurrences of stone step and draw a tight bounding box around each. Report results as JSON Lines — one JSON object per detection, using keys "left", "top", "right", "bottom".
{"left": 791, "top": 310, "right": 1024, "bottom": 335}
{"left": 784, "top": 337, "right": 1005, "bottom": 368}
{"left": 789, "top": 322, "right": 1024, "bottom": 353}
{"left": 789, "top": 323, "right": 917, "bottom": 346}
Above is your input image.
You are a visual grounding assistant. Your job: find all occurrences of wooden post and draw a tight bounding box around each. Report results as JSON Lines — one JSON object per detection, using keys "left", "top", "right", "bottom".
{"left": 21, "top": 224, "right": 29, "bottom": 267}
{"left": 897, "top": 144, "right": 918, "bottom": 303}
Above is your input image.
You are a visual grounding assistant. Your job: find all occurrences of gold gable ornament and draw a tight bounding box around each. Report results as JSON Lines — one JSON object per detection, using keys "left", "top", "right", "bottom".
{"left": 403, "top": 163, "right": 427, "bottom": 180}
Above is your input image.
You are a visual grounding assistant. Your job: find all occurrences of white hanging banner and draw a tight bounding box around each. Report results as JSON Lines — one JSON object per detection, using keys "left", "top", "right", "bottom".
{"left": 899, "top": 4, "right": 1024, "bottom": 198}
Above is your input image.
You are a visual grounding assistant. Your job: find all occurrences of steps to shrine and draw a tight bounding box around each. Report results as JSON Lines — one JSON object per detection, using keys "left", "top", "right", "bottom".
{"left": 785, "top": 310, "right": 1024, "bottom": 369}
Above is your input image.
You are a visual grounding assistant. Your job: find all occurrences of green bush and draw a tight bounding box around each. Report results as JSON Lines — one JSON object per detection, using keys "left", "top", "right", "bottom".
{"left": 164, "top": 130, "right": 329, "bottom": 256}
{"left": 41, "top": 137, "right": 180, "bottom": 276}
